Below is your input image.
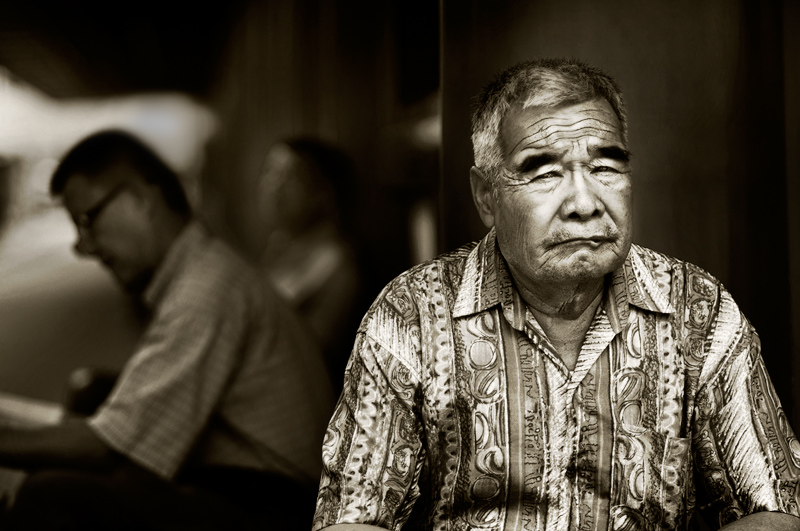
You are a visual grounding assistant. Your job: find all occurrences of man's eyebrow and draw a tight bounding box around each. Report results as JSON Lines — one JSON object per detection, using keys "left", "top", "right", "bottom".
{"left": 513, "top": 152, "right": 559, "bottom": 173}
{"left": 593, "top": 145, "right": 631, "bottom": 162}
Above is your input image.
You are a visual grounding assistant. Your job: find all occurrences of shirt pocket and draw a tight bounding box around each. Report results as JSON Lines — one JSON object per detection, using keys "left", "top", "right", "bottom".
{"left": 611, "top": 431, "right": 691, "bottom": 530}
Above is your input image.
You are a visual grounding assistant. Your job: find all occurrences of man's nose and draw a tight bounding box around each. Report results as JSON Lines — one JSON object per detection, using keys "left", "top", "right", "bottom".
{"left": 560, "top": 170, "right": 604, "bottom": 219}
{"left": 73, "top": 231, "right": 96, "bottom": 257}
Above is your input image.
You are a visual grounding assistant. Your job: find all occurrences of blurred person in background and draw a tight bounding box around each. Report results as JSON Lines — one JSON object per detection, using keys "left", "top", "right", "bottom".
{"left": 257, "top": 138, "right": 363, "bottom": 389}
{"left": 311, "top": 58, "right": 800, "bottom": 530}
{"left": 0, "top": 130, "right": 333, "bottom": 530}
{"left": 0, "top": 158, "right": 10, "bottom": 234}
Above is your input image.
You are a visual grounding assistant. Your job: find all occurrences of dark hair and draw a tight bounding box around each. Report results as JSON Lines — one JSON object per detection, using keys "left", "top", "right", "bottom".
{"left": 50, "top": 129, "right": 192, "bottom": 217}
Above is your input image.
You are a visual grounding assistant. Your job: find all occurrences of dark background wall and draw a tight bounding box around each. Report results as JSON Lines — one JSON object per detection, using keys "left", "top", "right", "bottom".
{"left": 441, "top": 0, "right": 800, "bottom": 426}
{"left": 788, "top": 0, "right": 800, "bottom": 442}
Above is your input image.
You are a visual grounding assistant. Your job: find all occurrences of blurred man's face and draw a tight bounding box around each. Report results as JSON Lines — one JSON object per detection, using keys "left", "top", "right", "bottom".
{"left": 475, "top": 98, "right": 633, "bottom": 293}
{"left": 62, "top": 172, "right": 158, "bottom": 293}
{"left": 258, "top": 143, "right": 317, "bottom": 238}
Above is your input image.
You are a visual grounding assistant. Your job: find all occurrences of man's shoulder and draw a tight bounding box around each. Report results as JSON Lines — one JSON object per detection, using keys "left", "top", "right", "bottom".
{"left": 163, "top": 225, "right": 262, "bottom": 306}
{"left": 631, "top": 243, "right": 724, "bottom": 288}
{"left": 360, "top": 240, "right": 479, "bottom": 325}
{"left": 381, "top": 240, "right": 478, "bottom": 297}
{"left": 629, "top": 244, "right": 734, "bottom": 326}
{"left": 193, "top": 233, "right": 256, "bottom": 277}
{"left": 352, "top": 241, "right": 480, "bottom": 372}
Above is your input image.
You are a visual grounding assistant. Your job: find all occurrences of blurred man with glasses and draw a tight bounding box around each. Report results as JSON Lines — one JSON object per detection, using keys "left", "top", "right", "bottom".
{"left": 0, "top": 130, "right": 333, "bottom": 530}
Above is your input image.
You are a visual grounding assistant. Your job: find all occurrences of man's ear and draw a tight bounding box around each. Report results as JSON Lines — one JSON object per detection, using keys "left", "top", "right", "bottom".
{"left": 470, "top": 166, "right": 496, "bottom": 229}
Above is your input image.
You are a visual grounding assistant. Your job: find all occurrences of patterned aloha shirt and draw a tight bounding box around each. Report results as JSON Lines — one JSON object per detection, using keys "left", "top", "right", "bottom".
{"left": 313, "top": 228, "right": 800, "bottom": 530}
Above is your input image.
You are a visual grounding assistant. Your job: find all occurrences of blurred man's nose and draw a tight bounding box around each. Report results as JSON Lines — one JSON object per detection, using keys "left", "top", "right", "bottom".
{"left": 73, "top": 231, "right": 96, "bottom": 256}
{"left": 561, "top": 170, "right": 604, "bottom": 219}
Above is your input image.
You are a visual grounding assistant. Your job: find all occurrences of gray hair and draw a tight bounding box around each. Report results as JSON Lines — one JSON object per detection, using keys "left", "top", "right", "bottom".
{"left": 471, "top": 58, "right": 628, "bottom": 184}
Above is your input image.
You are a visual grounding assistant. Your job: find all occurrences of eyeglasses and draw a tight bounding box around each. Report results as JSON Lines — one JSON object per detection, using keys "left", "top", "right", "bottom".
{"left": 75, "top": 183, "right": 128, "bottom": 236}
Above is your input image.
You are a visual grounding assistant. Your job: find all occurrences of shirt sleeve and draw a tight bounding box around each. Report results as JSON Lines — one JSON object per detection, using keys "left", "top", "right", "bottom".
{"left": 312, "top": 286, "right": 426, "bottom": 530}
{"left": 88, "top": 266, "right": 249, "bottom": 479}
{"left": 692, "top": 287, "right": 800, "bottom": 528}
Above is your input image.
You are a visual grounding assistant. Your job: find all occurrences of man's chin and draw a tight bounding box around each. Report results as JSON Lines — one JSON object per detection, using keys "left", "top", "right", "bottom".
{"left": 551, "top": 247, "right": 627, "bottom": 282}
{"left": 113, "top": 271, "right": 152, "bottom": 294}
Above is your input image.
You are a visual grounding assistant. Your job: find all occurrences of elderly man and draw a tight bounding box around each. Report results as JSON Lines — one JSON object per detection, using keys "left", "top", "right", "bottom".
{"left": 0, "top": 130, "right": 333, "bottom": 530}
{"left": 312, "top": 59, "right": 800, "bottom": 530}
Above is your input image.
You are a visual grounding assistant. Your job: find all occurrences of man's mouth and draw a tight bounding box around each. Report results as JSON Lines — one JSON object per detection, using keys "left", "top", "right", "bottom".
{"left": 556, "top": 236, "right": 613, "bottom": 246}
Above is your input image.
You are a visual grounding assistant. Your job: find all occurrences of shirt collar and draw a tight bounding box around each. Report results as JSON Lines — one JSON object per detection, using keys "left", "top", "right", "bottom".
{"left": 453, "top": 231, "right": 674, "bottom": 326}
{"left": 453, "top": 228, "right": 515, "bottom": 319}
{"left": 604, "top": 243, "right": 675, "bottom": 330}
{"left": 142, "top": 220, "right": 205, "bottom": 309}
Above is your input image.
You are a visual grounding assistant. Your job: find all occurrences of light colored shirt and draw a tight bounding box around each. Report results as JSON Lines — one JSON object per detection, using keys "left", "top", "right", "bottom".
{"left": 313, "top": 228, "right": 800, "bottom": 530}
{"left": 89, "top": 221, "right": 333, "bottom": 483}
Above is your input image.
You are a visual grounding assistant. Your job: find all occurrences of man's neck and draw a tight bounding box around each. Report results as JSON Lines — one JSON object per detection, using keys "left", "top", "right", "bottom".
{"left": 515, "top": 276, "right": 605, "bottom": 371}
{"left": 152, "top": 214, "right": 190, "bottom": 261}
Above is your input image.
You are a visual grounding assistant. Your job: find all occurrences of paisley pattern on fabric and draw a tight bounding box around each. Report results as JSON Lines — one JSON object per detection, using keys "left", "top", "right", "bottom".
{"left": 312, "top": 229, "right": 800, "bottom": 530}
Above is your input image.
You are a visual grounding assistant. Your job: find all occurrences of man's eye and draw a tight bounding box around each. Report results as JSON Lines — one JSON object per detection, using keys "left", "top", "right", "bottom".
{"left": 591, "top": 166, "right": 620, "bottom": 174}
{"left": 531, "top": 171, "right": 561, "bottom": 181}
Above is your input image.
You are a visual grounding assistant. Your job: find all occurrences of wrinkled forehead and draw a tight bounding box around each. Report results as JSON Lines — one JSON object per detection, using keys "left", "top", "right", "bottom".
{"left": 500, "top": 98, "right": 624, "bottom": 157}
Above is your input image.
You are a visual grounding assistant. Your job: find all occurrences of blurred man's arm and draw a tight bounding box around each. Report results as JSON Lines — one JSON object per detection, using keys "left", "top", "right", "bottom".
{"left": 0, "top": 417, "right": 115, "bottom": 471}
{"left": 719, "top": 512, "right": 800, "bottom": 530}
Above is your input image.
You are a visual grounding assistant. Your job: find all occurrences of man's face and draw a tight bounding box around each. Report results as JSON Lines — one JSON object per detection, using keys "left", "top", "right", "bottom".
{"left": 473, "top": 98, "right": 633, "bottom": 293}
{"left": 62, "top": 172, "right": 158, "bottom": 293}
{"left": 258, "top": 143, "right": 313, "bottom": 236}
